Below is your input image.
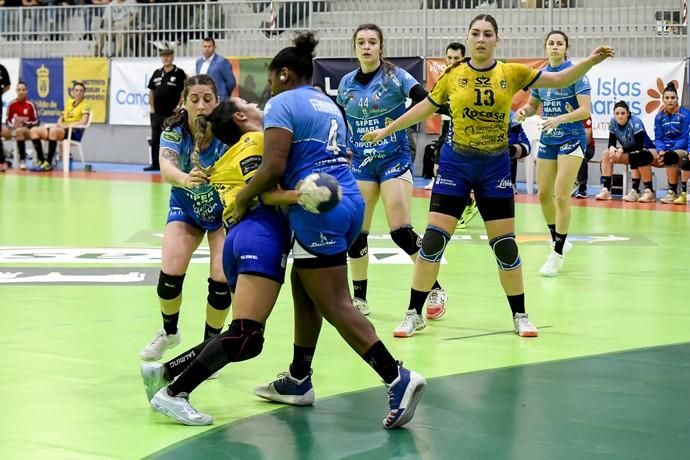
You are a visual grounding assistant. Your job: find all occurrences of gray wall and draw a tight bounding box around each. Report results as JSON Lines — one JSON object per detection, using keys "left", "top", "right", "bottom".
{"left": 83, "top": 124, "right": 152, "bottom": 165}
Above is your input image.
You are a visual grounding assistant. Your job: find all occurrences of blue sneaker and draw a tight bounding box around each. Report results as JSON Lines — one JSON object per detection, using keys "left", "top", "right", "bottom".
{"left": 383, "top": 365, "right": 426, "bottom": 429}
{"left": 254, "top": 369, "right": 315, "bottom": 406}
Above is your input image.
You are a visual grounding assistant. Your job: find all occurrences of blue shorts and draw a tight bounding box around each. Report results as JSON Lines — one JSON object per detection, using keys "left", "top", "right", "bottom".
{"left": 537, "top": 137, "right": 586, "bottom": 160}
{"left": 433, "top": 144, "right": 513, "bottom": 200}
{"left": 351, "top": 150, "right": 413, "bottom": 183}
{"left": 223, "top": 206, "right": 291, "bottom": 288}
{"left": 290, "top": 193, "right": 365, "bottom": 258}
{"left": 166, "top": 194, "right": 223, "bottom": 232}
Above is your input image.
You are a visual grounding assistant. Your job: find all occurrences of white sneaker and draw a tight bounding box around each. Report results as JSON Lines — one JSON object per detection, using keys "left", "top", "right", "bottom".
{"left": 513, "top": 313, "right": 538, "bottom": 337}
{"left": 425, "top": 288, "right": 448, "bottom": 320}
{"left": 539, "top": 250, "right": 563, "bottom": 277}
{"left": 637, "top": 188, "right": 656, "bottom": 203}
{"left": 150, "top": 388, "right": 213, "bottom": 426}
{"left": 393, "top": 310, "right": 426, "bottom": 338}
{"left": 139, "top": 329, "right": 181, "bottom": 361}
{"left": 423, "top": 179, "right": 434, "bottom": 190}
{"left": 622, "top": 189, "right": 640, "bottom": 202}
{"left": 353, "top": 297, "right": 370, "bottom": 316}
{"left": 660, "top": 190, "right": 677, "bottom": 204}
{"left": 141, "top": 362, "right": 170, "bottom": 402}
{"left": 595, "top": 187, "right": 612, "bottom": 200}
{"left": 19, "top": 160, "right": 27, "bottom": 170}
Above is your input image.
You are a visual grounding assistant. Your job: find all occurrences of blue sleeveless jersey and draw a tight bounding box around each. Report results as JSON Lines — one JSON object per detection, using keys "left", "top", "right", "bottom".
{"left": 159, "top": 125, "right": 227, "bottom": 228}
{"left": 530, "top": 60, "right": 590, "bottom": 146}
{"left": 609, "top": 115, "right": 653, "bottom": 150}
{"left": 337, "top": 66, "right": 418, "bottom": 158}
{"left": 263, "top": 85, "right": 359, "bottom": 195}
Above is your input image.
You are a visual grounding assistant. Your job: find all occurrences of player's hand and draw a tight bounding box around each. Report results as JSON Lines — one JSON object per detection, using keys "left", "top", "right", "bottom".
{"left": 611, "top": 149, "right": 623, "bottom": 163}
{"left": 515, "top": 107, "right": 529, "bottom": 122}
{"left": 362, "top": 128, "right": 388, "bottom": 144}
{"left": 184, "top": 167, "right": 209, "bottom": 188}
{"left": 541, "top": 116, "right": 562, "bottom": 132}
{"left": 233, "top": 190, "right": 250, "bottom": 222}
{"left": 589, "top": 46, "right": 615, "bottom": 65}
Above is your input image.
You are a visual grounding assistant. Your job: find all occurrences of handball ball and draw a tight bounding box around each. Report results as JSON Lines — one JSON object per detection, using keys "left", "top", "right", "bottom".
{"left": 298, "top": 172, "right": 343, "bottom": 214}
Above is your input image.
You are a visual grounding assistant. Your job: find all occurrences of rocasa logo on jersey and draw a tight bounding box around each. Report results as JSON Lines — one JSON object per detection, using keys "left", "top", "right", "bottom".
{"left": 462, "top": 107, "right": 505, "bottom": 123}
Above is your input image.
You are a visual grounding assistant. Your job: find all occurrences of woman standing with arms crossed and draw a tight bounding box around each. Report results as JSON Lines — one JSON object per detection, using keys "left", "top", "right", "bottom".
{"left": 364, "top": 14, "right": 613, "bottom": 337}
{"left": 337, "top": 24, "right": 447, "bottom": 327}
{"left": 516, "top": 30, "right": 591, "bottom": 277}
{"left": 139, "top": 75, "right": 231, "bottom": 362}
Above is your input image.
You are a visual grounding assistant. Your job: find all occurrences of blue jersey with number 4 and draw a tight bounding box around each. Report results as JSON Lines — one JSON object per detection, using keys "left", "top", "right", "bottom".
{"left": 263, "top": 85, "right": 358, "bottom": 195}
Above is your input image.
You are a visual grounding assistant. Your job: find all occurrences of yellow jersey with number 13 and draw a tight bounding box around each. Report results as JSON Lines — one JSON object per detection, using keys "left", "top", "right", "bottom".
{"left": 427, "top": 61, "right": 541, "bottom": 156}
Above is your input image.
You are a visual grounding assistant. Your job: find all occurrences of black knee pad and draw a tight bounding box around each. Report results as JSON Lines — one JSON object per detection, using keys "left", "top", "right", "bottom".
{"left": 390, "top": 225, "right": 422, "bottom": 256}
{"left": 664, "top": 150, "right": 679, "bottom": 166}
{"left": 220, "top": 319, "right": 264, "bottom": 362}
{"left": 157, "top": 271, "right": 185, "bottom": 300}
{"left": 638, "top": 149, "right": 654, "bottom": 167}
{"left": 347, "top": 232, "right": 369, "bottom": 259}
{"left": 681, "top": 157, "right": 690, "bottom": 171}
{"left": 419, "top": 225, "right": 451, "bottom": 262}
{"left": 489, "top": 233, "right": 522, "bottom": 271}
{"left": 207, "top": 278, "right": 231, "bottom": 310}
{"left": 628, "top": 150, "right": 640, "bottom": 169}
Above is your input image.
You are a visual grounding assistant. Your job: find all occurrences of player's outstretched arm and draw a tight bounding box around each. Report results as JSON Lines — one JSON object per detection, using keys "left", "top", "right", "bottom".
{"left": 533, "top": 46, "right": 614, "bottom": 89}
{"left": 362, "top": 99, "right": 437, "bottom": 144}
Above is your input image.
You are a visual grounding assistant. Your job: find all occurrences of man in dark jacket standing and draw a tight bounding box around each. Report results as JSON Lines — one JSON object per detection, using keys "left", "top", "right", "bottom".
{"left": 145, "top": 44, "right": 186, "bottom": 171}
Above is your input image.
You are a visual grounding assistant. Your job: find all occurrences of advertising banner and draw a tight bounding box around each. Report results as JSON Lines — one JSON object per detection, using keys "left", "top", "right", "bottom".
{"left": 64, "top": 57, "right": 110, "bottom": 124}
{"left": 21, "top": 58, "right": 64, "bottom": 123}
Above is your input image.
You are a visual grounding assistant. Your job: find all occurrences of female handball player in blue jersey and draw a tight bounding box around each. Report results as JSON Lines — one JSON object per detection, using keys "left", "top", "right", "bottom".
{"left": 234, "top": 32, "right": 427, "bottom": 429}
{"left": 337, "top": 24, "right": 447, "bottom": 333}
{"left": 516, "top": 30, "right": 591, "bottom": 277}
{"left": 594, "top": 100, "right": 657, "bottom": 203}
{"left": 139, "top": 75, "right": 231, "bottom": 362}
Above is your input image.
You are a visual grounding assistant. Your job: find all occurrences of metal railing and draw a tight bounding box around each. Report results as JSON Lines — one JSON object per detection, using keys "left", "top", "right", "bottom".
{"left": 0, "top": 0, "right": 687, "bottom": 59}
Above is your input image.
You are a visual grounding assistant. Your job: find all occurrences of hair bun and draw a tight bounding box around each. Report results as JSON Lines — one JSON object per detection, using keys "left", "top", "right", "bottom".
{"left": 664, "top": 82, "right": 677, "bottom": 92}
{"left": 292, "top": 32, "right": 319, "bottom": 59}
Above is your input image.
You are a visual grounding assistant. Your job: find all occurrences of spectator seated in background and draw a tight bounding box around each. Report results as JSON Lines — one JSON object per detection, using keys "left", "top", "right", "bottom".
{"left": 595, "top": 100, "right": 657, "bottom": 203}
{"left": 2, "top": 81, "right": 41, "bottom": 171}
{"left": 29, "top": 81, "right": 90, "bottom": 171}
{"left": 653, "top": 82, "right": 689, "bottom": 205}
{"left": 508, "top": 110, "right": 531, "bottom": 194}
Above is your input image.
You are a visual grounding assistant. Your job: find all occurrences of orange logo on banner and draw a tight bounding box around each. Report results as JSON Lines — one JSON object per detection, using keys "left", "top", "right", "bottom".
{"left": 645, "top": 78, "right": 679, "bottom": 114}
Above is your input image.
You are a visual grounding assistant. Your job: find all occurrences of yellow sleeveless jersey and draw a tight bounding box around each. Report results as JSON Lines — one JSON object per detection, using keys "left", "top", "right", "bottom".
{"left": 62, "top": 98, "right": 90, "bottom": 125}
{"left": 209, "top": 131, "right": 263, "bottom": 226}
{"left": 428, "top": 61, "right": 541, "bottom": 155}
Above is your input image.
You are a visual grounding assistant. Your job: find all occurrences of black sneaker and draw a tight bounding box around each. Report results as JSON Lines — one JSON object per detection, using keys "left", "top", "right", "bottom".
{"left": 575, "top": 189, "right": 587, "bottom": 199}
{"left": 143, "top": 165, "right": 160, "bottom": 172}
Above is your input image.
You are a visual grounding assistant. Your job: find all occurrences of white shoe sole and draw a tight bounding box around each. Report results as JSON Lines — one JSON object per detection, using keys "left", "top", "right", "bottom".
{"left": 150, "top": 394, "right": 213, "bottom": 426}
{"left": 384, "top": 372, "right": 427, "bottom": 429}
{"left": 254, "top": 386, "right": 315, "bottom": 406}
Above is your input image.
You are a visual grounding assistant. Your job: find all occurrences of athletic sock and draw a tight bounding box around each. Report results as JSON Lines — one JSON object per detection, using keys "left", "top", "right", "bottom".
{"left": 507, "top": 293, "right": 525, "bottom": 315}
{"left": 362, "top": 341, "right": 399, "bottom": 384}
{"left": 408, "top": 288, "right": 429, "bottom": 315}
{"left": 554, "top": 232, "right": 567, "bottom": 255}
{"left": 353, "top": 279, "right": 367, "bottom": 301}
{"left": 289, "top": 344, "right": 315, "bottom": 380}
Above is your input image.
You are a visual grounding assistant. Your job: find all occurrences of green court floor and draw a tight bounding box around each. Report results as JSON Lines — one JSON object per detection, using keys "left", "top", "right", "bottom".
{"left": 1, "top": 173, "right": 688, "bottom": 460}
